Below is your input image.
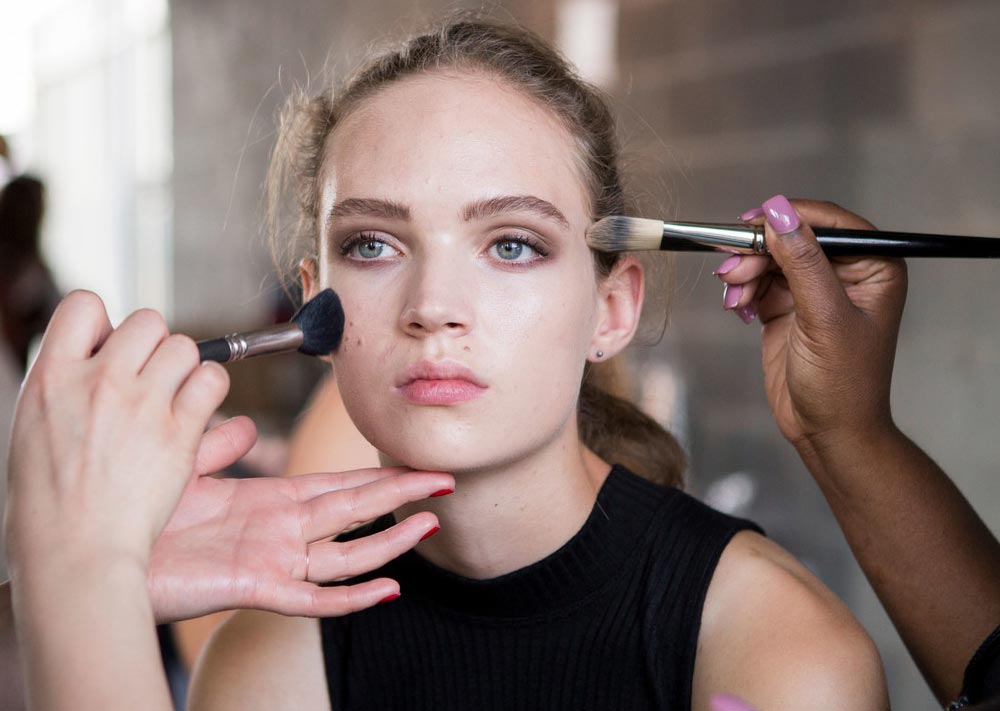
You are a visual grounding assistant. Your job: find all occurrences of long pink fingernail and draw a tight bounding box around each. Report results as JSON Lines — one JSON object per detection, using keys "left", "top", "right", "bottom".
{"left": 723, "top": 283, "right": 742, "bottom": 309}
{"left": 737, "top": 302, "right": 757, "bottom": 325}
{"left": 738, "top": 207, "right": 765, "bottom": 222}
{"left": 714, "top": 255, "right": 741, "bottom": 276}
{"left": 762, "top": 194, "right": 800, "bottom": 234}
{"left": 711, "top": 693, "right": 757, "bottom": 711}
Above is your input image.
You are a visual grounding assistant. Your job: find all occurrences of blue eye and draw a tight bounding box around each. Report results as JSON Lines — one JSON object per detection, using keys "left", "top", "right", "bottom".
{"left": 341, "top": 234, "right": 399, "bottom": 260}
{"left": 489, "top": 235, "right": 545, "bottom": 263}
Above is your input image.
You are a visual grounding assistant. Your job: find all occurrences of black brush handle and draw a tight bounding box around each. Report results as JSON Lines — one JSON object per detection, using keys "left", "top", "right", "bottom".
{"left": 812, "top": 228, "right": 1000, "bottom": 258}
{"left": 197, "top": 337, "right": 233, "bottom": 363}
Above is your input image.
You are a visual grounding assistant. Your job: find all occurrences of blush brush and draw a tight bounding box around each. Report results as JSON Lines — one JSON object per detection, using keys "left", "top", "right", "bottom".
{"left": 196, "top": 288, "right": 345, "bottom": 363}
{"left": 586, "top": 217, "right": 1000, "bottom": 258}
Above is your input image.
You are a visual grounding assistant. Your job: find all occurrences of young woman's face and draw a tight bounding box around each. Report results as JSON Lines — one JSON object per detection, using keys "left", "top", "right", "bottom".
{"left": 313, "top": 72, "right": 605, "bottom": 472}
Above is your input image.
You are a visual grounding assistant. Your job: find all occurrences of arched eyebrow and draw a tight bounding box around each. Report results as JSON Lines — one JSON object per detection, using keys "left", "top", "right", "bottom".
{"left": 325, "top": 194, "right": 569, "bottom": 230}
{"left": 327, "top": 198, "right": 410, "bottom": 222}
{"left": 462, "top": 195, "right": 569, "bottom": 229}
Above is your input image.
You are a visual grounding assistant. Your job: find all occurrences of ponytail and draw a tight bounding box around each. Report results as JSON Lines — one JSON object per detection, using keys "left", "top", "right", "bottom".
{"left": 578, "top": 359, "right": 685, "bottom": 488}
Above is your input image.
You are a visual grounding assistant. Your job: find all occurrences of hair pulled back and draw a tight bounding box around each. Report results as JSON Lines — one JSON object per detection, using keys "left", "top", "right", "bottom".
{"left": 268, "top": 14, "right": 685, "bottom": 487}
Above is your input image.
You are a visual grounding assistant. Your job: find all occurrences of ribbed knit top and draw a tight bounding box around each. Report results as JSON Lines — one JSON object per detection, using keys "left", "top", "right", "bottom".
{"left": 321, "top": 465, "right": 761, "bottom": 710}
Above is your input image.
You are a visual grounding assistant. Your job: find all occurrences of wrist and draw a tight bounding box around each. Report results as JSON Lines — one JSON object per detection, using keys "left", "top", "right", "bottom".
{"left": 792, "top": 417, "right": 905, "bottom": 479}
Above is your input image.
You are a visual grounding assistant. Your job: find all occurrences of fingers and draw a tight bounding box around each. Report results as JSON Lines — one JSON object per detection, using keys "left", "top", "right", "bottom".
{"left": 94, "top": 308, "right": 170, "bottom": 373}
{"left": 759, "top": 194, "right": 854, "bottom": 329}
{"left": 173, "top": 361, "right": 230, "bottom": 433}
{"left": 193, "top": 416, "right": 258, "bottom": 476}
{"left": 298, "top": 471, "right": 455, "bottom": 542}
{"left": 33, "top": 291, "right": 113, "bottom": 365}
{"left": 261, "top": 578, "right": 402, "bottom": 618}
{"left": 715, "top": 254, "right": 771, "bottom": 324}
{"left": 289, "top": 466, "right": 450, "bottom": 502}
{"left": 306, "top": 511, "right": 440, "bottom": 582}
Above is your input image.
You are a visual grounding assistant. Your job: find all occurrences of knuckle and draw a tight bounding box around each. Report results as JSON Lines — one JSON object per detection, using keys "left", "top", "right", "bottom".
{"left": 164, "top": 334, "right": 199, "bottom": 367}
{"left": 131, "top": 308, "right": 168, "bottom": 334}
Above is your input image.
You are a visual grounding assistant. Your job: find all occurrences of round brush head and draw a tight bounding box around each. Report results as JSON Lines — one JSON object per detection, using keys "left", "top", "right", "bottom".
{"left": 291, "top": 288, "right": 345, "bottom": 355}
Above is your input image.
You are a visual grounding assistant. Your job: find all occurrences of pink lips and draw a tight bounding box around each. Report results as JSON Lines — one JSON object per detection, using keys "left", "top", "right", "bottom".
{"left": 395, "top": 360, "right": 488, "bottom": 405}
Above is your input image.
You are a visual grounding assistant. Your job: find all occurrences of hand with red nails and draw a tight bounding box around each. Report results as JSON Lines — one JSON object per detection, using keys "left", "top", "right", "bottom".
{"left": 713, "top": 195, "right": 907, "bottom": 450}
{"left": 2, "top": 291, "right": 453, "bottom": 711}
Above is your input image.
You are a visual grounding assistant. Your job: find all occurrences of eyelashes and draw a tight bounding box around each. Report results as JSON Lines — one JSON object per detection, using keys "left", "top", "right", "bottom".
{"left": 336, "top": 231, "right": 551, "bottom": 264}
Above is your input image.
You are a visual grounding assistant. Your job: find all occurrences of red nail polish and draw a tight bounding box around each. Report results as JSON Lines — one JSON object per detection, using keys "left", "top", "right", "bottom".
{"left": 429, "top": 488, "right": 454, "bottom": 497}
{"left": 379, "top": 593, "right": 401, "bottom": 604}
{"left": 420, "top": 526, "right": 440, "bottom": 541}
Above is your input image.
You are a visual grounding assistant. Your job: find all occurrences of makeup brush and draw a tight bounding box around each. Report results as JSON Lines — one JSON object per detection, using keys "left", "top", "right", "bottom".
{"left": 196, "top": 288, "right": 345, "bottom": 363}
{"left": 586, "top": 217, "right": 1000, "bottom": 258}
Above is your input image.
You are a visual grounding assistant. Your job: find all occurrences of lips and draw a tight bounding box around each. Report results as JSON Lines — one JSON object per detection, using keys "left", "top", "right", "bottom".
{"left": 395, "top": 360, "right": 488, "bottom": 405}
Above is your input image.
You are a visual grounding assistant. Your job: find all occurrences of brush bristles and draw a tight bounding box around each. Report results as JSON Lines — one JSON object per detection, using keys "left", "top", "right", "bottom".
{"left": 586, "top": 217, "right": 665, "bottom": 253}
{"left": 291, "top": 288, "right": 345, "bottom": 355}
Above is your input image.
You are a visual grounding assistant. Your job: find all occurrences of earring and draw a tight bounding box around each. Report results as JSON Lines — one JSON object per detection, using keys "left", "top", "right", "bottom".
{"left": 595, "top": 350, "right": 604, "bottom": 359}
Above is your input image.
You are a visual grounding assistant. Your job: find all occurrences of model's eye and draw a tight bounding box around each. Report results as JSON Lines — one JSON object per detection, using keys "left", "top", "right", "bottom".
{"left": 489, "top": 235, "right": 546, "bottom": 263}
{"left": 341, "top": 233, "right": 399, "bottom": 260}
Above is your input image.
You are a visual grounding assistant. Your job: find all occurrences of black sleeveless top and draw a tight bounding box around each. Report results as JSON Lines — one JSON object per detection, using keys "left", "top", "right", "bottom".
{"left": 320, "top": 465, "right": 762, "bottom": 710}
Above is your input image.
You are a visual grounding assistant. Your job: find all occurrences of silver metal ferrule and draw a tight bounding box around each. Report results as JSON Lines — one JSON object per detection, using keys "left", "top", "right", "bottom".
{"left": 661, "top": 221, "right": 770, "bottom": 255}
{"left": 223, "top": 323, "right": 304, "bottom": 361}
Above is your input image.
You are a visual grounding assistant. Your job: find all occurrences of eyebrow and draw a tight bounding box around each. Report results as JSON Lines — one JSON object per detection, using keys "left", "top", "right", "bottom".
{"left": 327, "top": 197, "right": 410, "bottom": 222}
{"left": 462, "top": 195, "right": 570, "bottom": 229}
{"left": 326, "top": 194, "right": 570, "bottom": 231}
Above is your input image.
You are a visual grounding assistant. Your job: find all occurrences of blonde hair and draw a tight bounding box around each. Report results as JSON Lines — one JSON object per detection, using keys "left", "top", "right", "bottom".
{"left": 267, "top": 15, "right": 685, "bottom": 487}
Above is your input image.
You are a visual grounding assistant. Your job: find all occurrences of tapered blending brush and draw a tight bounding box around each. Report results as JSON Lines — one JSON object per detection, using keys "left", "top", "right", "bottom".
{"left": 196, "top": 288, "right": 345, "bottom": 363}
{"left": 586, "top": 217, "right": 1000, "bottom": 258}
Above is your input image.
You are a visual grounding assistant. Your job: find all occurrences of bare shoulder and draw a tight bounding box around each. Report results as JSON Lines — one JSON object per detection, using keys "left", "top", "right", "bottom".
{"left": 691, "top": 530, "right": 888, "bottom": 711}
{"left": 188, "top": 609, "right": 329, "bottom": 711}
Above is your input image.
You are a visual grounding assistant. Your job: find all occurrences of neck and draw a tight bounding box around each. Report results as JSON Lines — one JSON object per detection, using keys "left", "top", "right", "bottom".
{"left": 392, "top": 423, "right": 611, "bottom": 580}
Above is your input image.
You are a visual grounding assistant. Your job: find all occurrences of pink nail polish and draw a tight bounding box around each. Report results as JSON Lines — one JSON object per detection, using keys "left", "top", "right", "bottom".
{"left": 738, "top": 207, "right": 765, "bottom": 222}
{"left": 723, "top": 283, "right": 742, "bottom": 310}
{"left": 710, "top": 693, "right": 757, "bottom": 711}
{"left": 714, "top": 255, "right": 741, "bottom": 276}
{"left": 737, "top": 302, "right": 757, "bottom": 325}
{"left": 762, "top": 194, "right": 800, "bottom": 234}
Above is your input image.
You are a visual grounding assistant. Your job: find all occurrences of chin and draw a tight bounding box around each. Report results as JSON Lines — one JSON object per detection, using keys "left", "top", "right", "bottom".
{"left": 368, "top": 424, "right": 548, "bottom": 475}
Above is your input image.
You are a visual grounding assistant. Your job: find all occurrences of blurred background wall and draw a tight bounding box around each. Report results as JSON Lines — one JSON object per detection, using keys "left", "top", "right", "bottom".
{"left": 2, "top": 0, "right": 999, "bottom": 708}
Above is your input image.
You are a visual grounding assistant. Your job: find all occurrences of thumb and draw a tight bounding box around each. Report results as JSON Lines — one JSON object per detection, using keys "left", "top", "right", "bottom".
{"left": 193, "top": 415, "right": 258, "bottom": 476}
{"left": 761, "top": 194, "right": 852, "bottom": 329}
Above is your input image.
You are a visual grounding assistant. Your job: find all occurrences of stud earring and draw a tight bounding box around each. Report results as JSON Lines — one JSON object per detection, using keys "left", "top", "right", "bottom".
{"left": 595, "top": 350, "right": 604, "bottom": 359}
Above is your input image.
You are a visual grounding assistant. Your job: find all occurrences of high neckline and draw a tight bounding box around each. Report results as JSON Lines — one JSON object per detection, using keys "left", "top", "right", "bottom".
{"left": 384, "top": 465, "right": 671, "bottom": 619}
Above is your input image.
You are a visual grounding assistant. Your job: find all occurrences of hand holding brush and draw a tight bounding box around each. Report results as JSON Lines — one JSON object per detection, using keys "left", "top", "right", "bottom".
{"left": 196, "top": 287, "right": 345, "bottom": 363}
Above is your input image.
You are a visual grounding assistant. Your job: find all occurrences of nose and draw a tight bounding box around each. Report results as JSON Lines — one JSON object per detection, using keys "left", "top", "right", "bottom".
{"left": 398, "top": 255, "right": 474, "bottom": 339}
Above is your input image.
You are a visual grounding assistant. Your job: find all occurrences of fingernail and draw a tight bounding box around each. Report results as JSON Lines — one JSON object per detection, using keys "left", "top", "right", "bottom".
{"left": 723, "top": 283, "right": 742, "bottom": 310}
{"left": 429, "top": 488, "right": 454, "bottom": 498}
{"left": 762, "top": 194, "right": 800, "bottom": 234}
{"left": 713, "top": 255, "right": 741, "bottom": 276}
{"left": 420, "top": 526, "right": 440, "bottom": 542}
{"left": 737, "top": 302, "right": 757, "bottom": 325}
{"left": 738, "top": 207, "right": 765, "bottom": 222}
{"left": 710, "top": 694, "right": 756, "bottom": 711}
{"left": 379, "top": 593, "right": 401, "bottom": 604}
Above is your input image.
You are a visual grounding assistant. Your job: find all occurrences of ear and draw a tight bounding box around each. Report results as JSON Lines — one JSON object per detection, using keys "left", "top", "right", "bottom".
{"left": 299, "top": 258, "right": 319, "bottom": 302}
{"left": 589, "top": 256, "right": 644, "bottom": 362}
